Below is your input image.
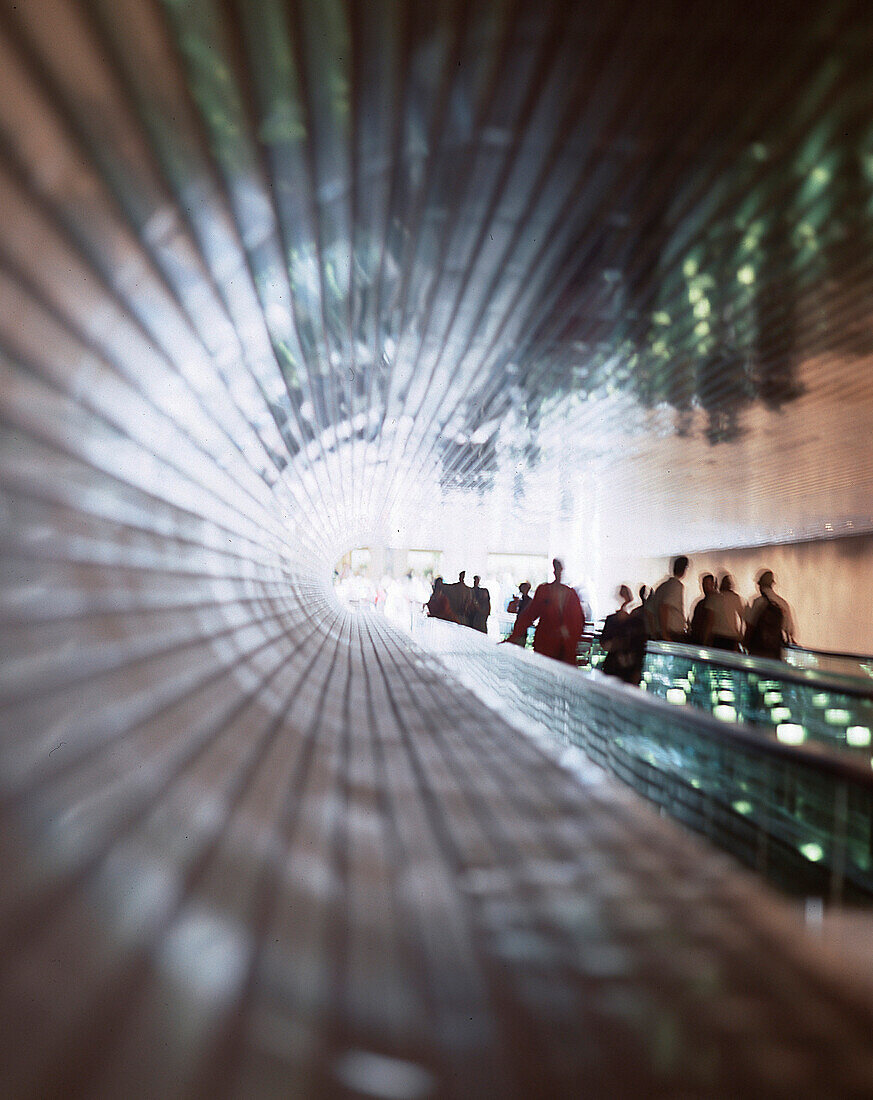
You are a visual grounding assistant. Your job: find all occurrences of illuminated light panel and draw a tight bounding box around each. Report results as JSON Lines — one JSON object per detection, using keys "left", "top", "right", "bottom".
{"left": 714, "top": 705, "right": 737, "bottom": 723}
{"left": 776, "top": 723, "right": 806, "bottom": 745}
{"left": 799, "top": 843, "right": 825, "bottom": 863}
{"left": 847, "top": 726, "right": 872, "bottom": 747}
{"left": 825, "top": 708, "right": 852, "bottom": 725}
{"left": 666, "top": 688, "right": 687, "bottom": 705}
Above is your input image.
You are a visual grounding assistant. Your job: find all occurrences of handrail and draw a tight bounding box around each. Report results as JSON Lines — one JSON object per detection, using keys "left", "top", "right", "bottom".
{"left": 789, "top": 643, "right": 873, "bottom": 664}
{"left": 415, "top": 617, "right": 873, "bottom": 790}
{"left": 647, "top": 640, "right": 873, "bottom": 698}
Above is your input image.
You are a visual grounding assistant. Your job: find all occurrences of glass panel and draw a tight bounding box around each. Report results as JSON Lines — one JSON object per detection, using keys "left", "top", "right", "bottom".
{"left": 415, "top": 618, "right": 873, "bottom": 904}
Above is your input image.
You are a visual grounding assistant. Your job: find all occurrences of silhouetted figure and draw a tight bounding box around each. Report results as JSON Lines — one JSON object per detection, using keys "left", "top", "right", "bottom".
{"left": 426, "top": 577, "right": 457, "bottom": 623}
{"left": 688, "top": 574, "right": 717, "bottom": 645}
{"left": 649, "top": 555, "right": 689, "bottom": 641}
{"left": 470, "top": 575, "right": 490, "bottom": 633}
{"left": 745, "top": 570, "right": 795, "bottom": 660}
{"left": 710, "top": 574, "right": 744, "bottom": 651}
{"left": 507, "top": 558, "right": 583, "bottom": 665}
{"left": 507, "top": 582, "right": 532, "bottom": 645}
{"left": 600, "top": 584, "right": 643, "bottom": 683}
{"left": 623, "top": 588, "right": 650, "bottom": 684}
{"left": 507, "top": 582, "right": 532, "bottom": 615}
{"left": 444, "top": 570, "right": 472, "bottom": 625}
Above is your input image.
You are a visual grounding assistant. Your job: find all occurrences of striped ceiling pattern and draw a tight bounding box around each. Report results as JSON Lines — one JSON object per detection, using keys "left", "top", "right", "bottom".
{"left": 4, "top": 0, "right": 873, "bottom": 1092}
{"left": 3, "top": 0, "right": 873, "bottom": 566}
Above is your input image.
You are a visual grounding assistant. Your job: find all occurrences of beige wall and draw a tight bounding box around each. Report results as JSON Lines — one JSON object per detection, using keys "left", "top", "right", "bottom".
{"left": 600, "top": 534, "right": 873, "bottom": 655}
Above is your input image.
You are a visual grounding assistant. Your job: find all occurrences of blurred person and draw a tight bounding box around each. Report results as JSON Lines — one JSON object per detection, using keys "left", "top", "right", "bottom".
{"left": 505, "top": 559, "right": 583, "bottom": 664}
{"left": 426, "top": 577, "right": 457, "bottom": 622}
{"left": 507, "top": 582, "right": 532, "bottom": 646}
{"left": 710, "top": 574, "right": 744, "bottom": 651}
{"left": 470, "top": 575, "right": 491, "bottom": 633}
{"left": 599, "top": 584, "right": 642, "bottom": 683}
{"left": 688, "top": 573, "right": 717, "bottom": 645}
{"left": 623, "top": 585, "right": 651, "bottom": 683}
{"left": 576, "top": 587, "right": 594, "bottom": 629}
{"left": 745, "top": 569, "right": 796, "bottom": 660}
{"left": 507, "top": 581, "right": 532, "bottom": 616}
{"left": 445, "top": 570, "right": 472, "bottom": 625}
{"left": 649, "top": 555, "right": 689, "bottom": 641}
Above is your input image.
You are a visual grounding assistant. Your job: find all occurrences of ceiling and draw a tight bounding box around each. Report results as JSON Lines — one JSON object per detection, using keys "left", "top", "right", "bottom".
{"left": 1, "top": 0, "right": 873, "bottom": 568}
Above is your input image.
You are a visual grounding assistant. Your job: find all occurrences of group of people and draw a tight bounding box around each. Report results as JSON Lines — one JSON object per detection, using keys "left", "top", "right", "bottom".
{"left": 600, "top": 556, "right": 797, "bottom": 685}
{"left": 426, "top": 571, "right": 491, "bottom": 632}
{"left": 426, "top": 559, "right": 586, "bottom": 664}
{"left": 426, "top": 554, "right": 798, "bottom": 688}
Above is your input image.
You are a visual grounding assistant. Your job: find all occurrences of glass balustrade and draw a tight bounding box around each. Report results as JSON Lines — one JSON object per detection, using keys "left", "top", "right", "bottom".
{"left": 642, "top": 642, "right": 873, "bottom": 764}
{"left": 413, "top": 616, "right": 873, "bottom": 904}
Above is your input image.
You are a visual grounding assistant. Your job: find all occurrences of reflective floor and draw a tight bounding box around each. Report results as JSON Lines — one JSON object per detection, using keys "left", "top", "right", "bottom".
{"left": 7, "top": 611, "right": 873, "bottom": 1094}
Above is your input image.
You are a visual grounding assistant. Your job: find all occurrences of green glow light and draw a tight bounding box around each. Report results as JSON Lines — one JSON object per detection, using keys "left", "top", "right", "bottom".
{"left": 763, "top": 691, "right": 782, "bottom": 705}
{"left": 771, "top": 706, "right": 791, "bottom": 722}
{"left": 737, "top": 264, "right": 755, "bottom": 285}
{"left": 683, "top": 257, "right": 698, "bottom": 278}
{"left": 653, "top": 311, "right": 671, "bottom": 325}
{"left": 666, "top": 688, "right": 686, "bottom": 705}
{"left": 714, "top": 704, "right": 737, "bottom": 723}
{"left": 811, "top": 164, "right": 831, "bottom": 186}
{"left": 825, "top": 708, "right": 851, "bottom": 725}
{"left": 733, "top": 800, "right": 752, "bottom": 815}
{"left": 799, "top": 842, "right": 824, "bottom": 863}
{"left": 847, "top": 726, "right": 871, "bottom": 747}
{"left": 693, "top": 298, "right": 711, "bottom": 319}
{"left": 777, "top": 723, "right": 806, "bottom": 744}
{"left": 694, "top": 321, "right": 710, "bottom": 337}
{"left": 811, "top": 693, "right": 829, "bottom": 707}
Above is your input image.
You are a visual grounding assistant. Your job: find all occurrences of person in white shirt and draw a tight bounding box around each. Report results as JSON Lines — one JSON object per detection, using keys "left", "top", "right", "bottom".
{"left": 709, "top": 573, "right": 745, "bottom": 651}
{"left": 650, "top": 555, "right": 689, "bottom": 641}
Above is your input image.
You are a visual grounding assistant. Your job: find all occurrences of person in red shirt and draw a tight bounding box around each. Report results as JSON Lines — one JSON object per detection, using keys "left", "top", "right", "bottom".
{"left": 506, "top": 559, "right": 583, "bottom": 664}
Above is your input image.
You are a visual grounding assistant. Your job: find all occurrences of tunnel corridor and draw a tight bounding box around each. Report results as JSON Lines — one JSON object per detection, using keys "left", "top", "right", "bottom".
{"left": 4, "top": 0, "right": 873, "bottom": 1094}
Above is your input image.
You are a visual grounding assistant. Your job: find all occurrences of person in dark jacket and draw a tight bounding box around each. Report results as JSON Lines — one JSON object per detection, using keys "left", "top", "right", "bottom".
{"left": 688, "top": 573, "right": 717, "bottom": 645}
{"left": 507, "top": 582, "right": 532, "bottom": 645}
{"left": 470, "top": 575, "right": 491, "bottom": 632}
{"left": 600, "top": 585, "right": 634, "bottom": 681}
{"left": 426, "top": 577, "right": 457, "bottom": 622}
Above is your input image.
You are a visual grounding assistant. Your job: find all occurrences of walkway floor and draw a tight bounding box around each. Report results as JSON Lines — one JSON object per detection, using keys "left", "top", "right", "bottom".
{"left": 2, "top": 610, "right": 873, "bottom": 1096}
